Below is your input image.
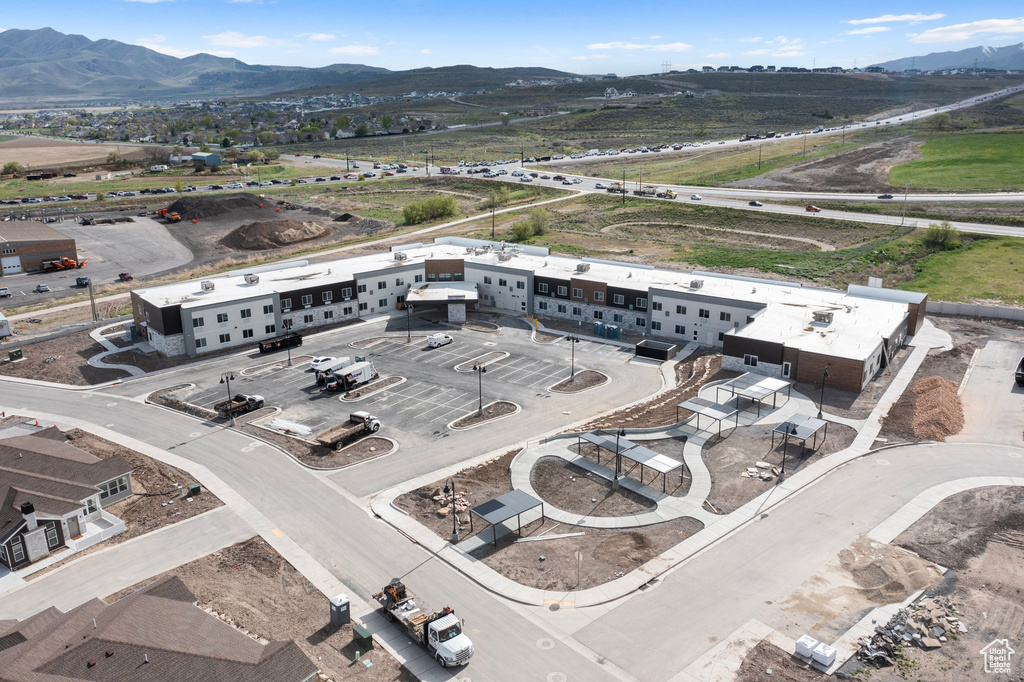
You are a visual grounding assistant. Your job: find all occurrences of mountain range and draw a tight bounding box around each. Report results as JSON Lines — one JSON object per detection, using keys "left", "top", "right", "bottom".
{"left": 0, "top": 27, "right": 575, "bottom": 102}
{"left": 871, "top": 42, "right": 1024, "bottom": 72}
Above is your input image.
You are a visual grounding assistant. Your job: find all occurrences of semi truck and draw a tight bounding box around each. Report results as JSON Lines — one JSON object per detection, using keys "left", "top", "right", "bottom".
{"left": 321, "top": 361, "right": 378, "bottom": 392}
{"left": 0, "top": 312, "right": 10, "bottom": 340}
{"left": 605, "top": 182, "right": 625, "bottom": 194}
{"left": 315, "top": 411, "right": 380, "bottom": 449}
{"left": 632, "top": 185, "right": 658, "bottom": 197}
{"left": 214, "top": 394, "right": 265, "bottom": 418}
{"left": 373, "top": 581, "right": 474, "bottom": 668}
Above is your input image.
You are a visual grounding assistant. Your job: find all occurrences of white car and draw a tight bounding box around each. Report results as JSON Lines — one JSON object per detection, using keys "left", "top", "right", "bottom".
{"left": 691, "top": 194, "right": 702, "bottom": 201}
{"left": 226, "top": 182, "right": 243, "bottom": 189}
{"left": 310, "top": 356, "right": 337, "bottom": 372}
{"left": 426, "top": 333, "right": 453, "bottom": 348}
{"left": 595, "top": 183, "right": 606, "bottom": 189}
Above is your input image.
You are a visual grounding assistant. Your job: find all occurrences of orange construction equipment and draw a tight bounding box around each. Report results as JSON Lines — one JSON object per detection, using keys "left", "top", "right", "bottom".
{"left": 156, "top": 208, "right": 182, "bottom": 222}
{"left": 41, "top": 256, "right": 88, "bottom": 272}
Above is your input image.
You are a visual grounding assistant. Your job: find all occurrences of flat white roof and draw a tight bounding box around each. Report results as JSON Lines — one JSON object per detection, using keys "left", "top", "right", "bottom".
{"left": 406, "top": 282, "right": 478, "bottom": 303}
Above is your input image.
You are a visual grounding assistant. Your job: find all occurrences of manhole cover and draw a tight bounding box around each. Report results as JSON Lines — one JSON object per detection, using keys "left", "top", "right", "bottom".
{"left": 536, "top": 638, "right": 555, "bottom": 650}
{"left": 547, "top": 673, "right": 567, "bottom": 682}
{"left": 875, "top": 458, "right": 890, "bottom": 466}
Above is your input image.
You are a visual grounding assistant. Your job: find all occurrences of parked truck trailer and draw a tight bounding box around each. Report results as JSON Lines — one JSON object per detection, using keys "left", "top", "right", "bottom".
{"left": 373, "top": 581, "right": 474, "bottom": 668}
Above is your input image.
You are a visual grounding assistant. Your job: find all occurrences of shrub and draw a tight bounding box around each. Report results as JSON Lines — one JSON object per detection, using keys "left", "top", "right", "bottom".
{"left": 403, "top": 196, "right": 457, "bottom": 225}
{"left": 924, "top": 221, "right": 961, "bottom": 249}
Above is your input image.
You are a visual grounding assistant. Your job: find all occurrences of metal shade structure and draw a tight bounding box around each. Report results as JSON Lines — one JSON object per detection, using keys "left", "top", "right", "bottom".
{"left": 772, "top": 413, "right": 829, "bottom": 455}
{"left": 678, "top": 396, "right": 739, "bottom": 436}
{"left": 470, "top": 489, "right": 544, "bottom": 547}
{"left": 715, "top": 372, "right": 792, "bottom": 417}
{"left": 577, "top": 431, "right": 683, "bottom": 493}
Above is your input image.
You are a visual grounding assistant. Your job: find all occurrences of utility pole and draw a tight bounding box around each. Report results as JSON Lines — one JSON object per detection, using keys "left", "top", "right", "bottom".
{"left": 88, "top": 281, "right": 98, "bottom": 322}
{"left": 901, "top": 182, "right": 910, "bottom": 226}
{"left": 621, "top": 169, "right": 626, "bottom": 205}
{"left": 758, "top": 143, "right": 762, "bottom": 171}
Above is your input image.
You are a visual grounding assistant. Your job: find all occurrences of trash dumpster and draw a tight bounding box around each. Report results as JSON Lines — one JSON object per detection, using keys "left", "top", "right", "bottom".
{"left": 330, "top": 593, "right": 350, "bottom": 626}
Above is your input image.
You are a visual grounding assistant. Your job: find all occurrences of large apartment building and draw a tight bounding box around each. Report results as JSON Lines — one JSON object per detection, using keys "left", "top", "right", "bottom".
{"left": 131, "top": 237, "right": 926, "bottom": 393}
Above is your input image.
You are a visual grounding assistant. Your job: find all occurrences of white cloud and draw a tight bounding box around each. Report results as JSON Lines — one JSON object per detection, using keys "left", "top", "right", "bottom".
{"left": 743, "top": 48, "right": 771, "bottom": 55}
{"left": 297, "top": 32, "right": 335, "bottom": 41}
{"left": 848, "top": 13, "right": 945, "bottom": 25}
{"left": 134, "top": 34, "right": 193, "bottom": 57}
{"left": 586, "top": 40, "right": 691, "bottom": 52}
{"left": 848, "top": 26, "right": 890, "bottom": 35}
{"left": 202, "top": 31, "right": 283, "bottom": 48}
{"left": 737, "top": 37, "right": 763, "bottom": 43}
{"left": 773, "top": 49, "right": 806, "bottom": 57}
{"left": 909, "top": 17, "right": 1024, "bottom": 43}
{"left": 420, "top": 48, "right": 431, "bottom": 54}
{"left": 649, "top": 35, "right": 662, "bottom": 40}
{"left": 704, "top": 52, "right": 729, "bottom": 59}
{"left": 329, "top": 44, "right": 379, "bottom": 55}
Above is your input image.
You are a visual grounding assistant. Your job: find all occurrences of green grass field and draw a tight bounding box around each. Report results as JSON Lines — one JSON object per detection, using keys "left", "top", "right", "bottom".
{"left": 0, "top": 135, "right": 15, "bottom": 143}
{"left": 898, "top": 236, "right": 1024, "bottom": 304}
{"left": 889, "top": 133, "right": 1024, "bottom": 190}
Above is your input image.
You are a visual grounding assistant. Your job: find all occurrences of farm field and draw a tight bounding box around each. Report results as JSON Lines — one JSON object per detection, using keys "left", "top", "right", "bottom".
{"left": 897, "top": 235, "right": 1024, "bottom": 305}
{"left": 889, "top": 133, "right": 1024, "bottom": 190}
{"left": 0, "top": 135, "right": 146, "bottom": 168}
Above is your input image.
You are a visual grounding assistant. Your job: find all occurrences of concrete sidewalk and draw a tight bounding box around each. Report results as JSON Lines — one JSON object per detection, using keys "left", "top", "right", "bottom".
{"left": 0, "top": 506, "right": 253, "bottom": 619}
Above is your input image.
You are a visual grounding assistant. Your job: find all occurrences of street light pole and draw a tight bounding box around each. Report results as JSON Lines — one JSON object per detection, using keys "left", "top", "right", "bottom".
{"left": 406, "top": 304, "right": 414, "bottom": 343}
{"left": 443, "top": 478, "right": 459, "bottom": 544}
{"left": 568, "top": 334, "right": 579, "bottom": 381}
{"left": 817, "top": 365, "right": 830, "bottom": 419}
{"left": 612, "top": 427, "right": 626, "bottom": 490}
{"left": 473, "top": 364, "right": 487, "bottom": 415}
{"left": 219, "top": 371, "right": 236, "bottom": 426}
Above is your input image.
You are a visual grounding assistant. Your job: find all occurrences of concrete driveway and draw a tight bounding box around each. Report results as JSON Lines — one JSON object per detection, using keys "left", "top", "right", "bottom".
{"left": 953, "top": 338, "right": 1024, "bottom": 446}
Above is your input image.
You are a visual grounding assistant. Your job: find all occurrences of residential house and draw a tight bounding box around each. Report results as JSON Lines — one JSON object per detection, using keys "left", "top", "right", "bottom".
{"left": 0, "top": 428, "right": 131, "bottom": 571}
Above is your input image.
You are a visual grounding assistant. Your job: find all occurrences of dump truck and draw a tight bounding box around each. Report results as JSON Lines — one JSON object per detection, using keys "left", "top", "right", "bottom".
{"left": 315, "top": 411, "right": 380, "bottom": 449}
{"left": 257, "top": 332, "right": 302, "bottom": 354}
{"left": 632, "top": 185, "right": 658, "bottom": 197}
{"left": 41, "top": 256, "right": 87, "bottom": 272}
{"left": 157, "top": 208, "right": 182, "bottom": 222}
{"left": 214, "top": 394, "right": 264, "bottom": 418}
{"left": 373, "top": 581, "right": 474, "bottom": 668}
{"left": 605, "top": 182, "right": 624, "bottom": 194}
{"left": 321, "top": 360, "right": 377, "bottom": 392}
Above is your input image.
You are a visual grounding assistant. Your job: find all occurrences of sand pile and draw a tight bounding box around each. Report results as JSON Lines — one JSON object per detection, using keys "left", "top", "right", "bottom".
{"left": 167, "top": 193, "right": 266, "bottom": 220}
{"left": 220, "top": 220, "right": 329, "bottom": 250}
{"left": 911, "top": 376, "right": 964, "bottom": 441}
{"left": 839, "top": 536, "right": 943, "bottom": 604}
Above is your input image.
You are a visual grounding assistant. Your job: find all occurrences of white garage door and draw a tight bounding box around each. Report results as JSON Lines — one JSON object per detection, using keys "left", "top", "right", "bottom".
{"left": 1, "top": 256, "right": 22, "bottom": 275}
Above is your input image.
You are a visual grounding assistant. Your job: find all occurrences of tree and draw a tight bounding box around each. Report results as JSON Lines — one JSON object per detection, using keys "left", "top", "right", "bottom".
{"left": 924, "top": 221, "right": 961, "bottom": 249}
{"left": 525, "top": 207, "right": 550, "bottom": 235}
{"left": 199, "top": 144, "right": 211, "bottom": 153}
{"left": 290, "top": 178, "right": 297, "bottom": 186}
{"left": 209, "top": 164, "right": 221, "bottom": 173}
{"left": 246, "top": 150, "right": 265, "bottom": 163}
{"left": 221, "top": 136, "right": 232, "bottom": 148}
{"left": 264, "top": 148, "right": 281, "bottom": 161}
{"left": 500, "top": 113, "right": 512, "bottom": 127}
{"left": 926, "top": 112, "right": 953, "bottom": 131}
{"left": 175, "top": 178, "right": 183, "bottom": 193}
{"left": 380, "top": 114, "right": 393, "bottom": 131}
{"left": 1, "top": 161, "right": 23, "bottom": 176}
{"left": 354, "top": 123, "right": 369, "bottom": 137}
{"left": 336, "top": 115, "right": 350, "bottom": 129}
{"left": 96, "top": 192, "right": 106, "bottom": 201}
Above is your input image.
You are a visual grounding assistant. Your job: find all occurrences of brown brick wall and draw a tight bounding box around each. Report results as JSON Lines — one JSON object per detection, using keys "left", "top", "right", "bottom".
{"left": 3, "top": 239, "right": 79, "bottom": 272}
{"left": 793, "top": 351, "right": 865, "bottom": 393}
{"left": 425, "top": 259, "right": 464, "bottom": 279}
{"left": 570, "top": 277, "right": 606, "bottom": 305}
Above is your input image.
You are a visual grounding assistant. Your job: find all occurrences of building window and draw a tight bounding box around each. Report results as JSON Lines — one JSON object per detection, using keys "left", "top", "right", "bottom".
{"left": 10, "top": 536, "right": 24, "bottom": 564}
{"left": 357, "top": 284, "right": 367, "bottom": 293}
{"left": 414, "top": 275, "right": 423, "bottom": 283}
{"left": 265, "top": 325, "right": 276, "bottom": 334}
{"left": 516, "top": 281, "right": 525, "bottom": 290}
{"left": 263, "top": 304, "right": 274, "bottom": 315}
{"left": 613, "top": 294, "right": 625, "bottom": 305}
{"left": 675, "top": 324, "right": 686, "bottom": 335}
{"left": 572, "top": 306, "right": 582, "bottom": 316}
{"left": 192, "top": 317, "right": 204, "bottom": 328}
{"left": 396, "top": 278, "right": 404, "bottom": 286}
{"left": 196, "top": 337, "right": 207, "bottom": 348}
{"left": 676, "top": 305, "right": 687, "bottom": 315}
{"left": 593, "top": 310, "right": 604, "bottom": 320}
{"left": 538, "top": 301, "right": 548, "bottom": 310}
{"left": 358, "top": 302, "right": 368, "bottom": 311}
{"left": 341, "top": 287, "right": 353, "bottom": 298}
{"left": 99, "top": 476, "right": 129, "bottom": 500}
{"left": 498, "top": 278, "right": 507, "bottom": 287}
{"left": 322, "top": 291, "right": 333, "bottom": 303}
{"left": 324, "top": 310, "right": 334, "bottom": 320}
{"left": 699, "top": 308, "right": 710, "bottom": 319}
{"left": 782, "top": 361, "right": 791, "bottom": 378}
{"left": 537, "top": 282, "right": 547, "bottom": 293}
{"left": 652, "top": 301, "right": 663, "bottom": 311}
{"left": 557, "top": 304, "right": 567, "bottom": 313}
{"left": 301, "top": 294, "right": 313, "bottom": 306}
{"left": 378, "top": 280, "right": 387, "bottom": 290}
{"left": 86, "top": 498, "right": 97, "bottom": 514}
{"left": 572, "top": 287, "right": 583, "bottom": 298}
{"left": 558, "top": 286, "right": 568, "bottom": 296}
{"left": 718, "top": 332, "right": 724, "bottom": 341}
{"left": 454, "top": 272, "right": 464, "bottom": 281}
{"left": 217, "top": 313, "right": 228, "bottom": 323}
{"left": 240, "top": 308, "right": 251, "bottom": 319}
{"left": 427, "top": 273, "right": 436, "bottom": 281}
{"left": 378, "top": 298, "right": 388, "bottom": 308}
{"left": 281, "top": 298, "right": 292, "bottom": 310}
{"left": 242, "top": 329, "right": 253, "bottom": 339}
{"left": 651, "top": 321, "right": 662, "bottom": 331}
{"left": 593, "top": 291, "right": 604, "bottom": 302}
{"left": 637, "top": 317, "right": 646, "bottom": 327}
{"left": 219, "top": 333, "right": 231, "bottom": 343}
{"left": 720, "top": 312, "right": 731, "bottom": 322}
{"left": 636, "top": 298, "right": 647, "bottom": 309}
{"left": 484, "top": 276, "right": 492, "bottom": 285}
{"left": 744, "top": 354, "right": 759, "bottom": 367}
{"left": 303, "top": 314, "right": 314, "bottom": 323}
{"left": 1, "top": 248, "right": 15, "bottom": 255}
{"left": 439, "top": 273, "right": 453, "bottom": 281}
{"left": 343, "top": 307, "right": 353, "bottom": 315}
{"left": 613, "top": 313, "right": 624, "bottom": 323}
{"left": 45, "top": 523, "right": 59, "bottom": 549}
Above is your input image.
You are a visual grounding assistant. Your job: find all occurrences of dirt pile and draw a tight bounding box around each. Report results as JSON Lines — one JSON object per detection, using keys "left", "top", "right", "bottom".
{"left": 219, "top": 219, "right": 328, "bottom": 250}
{"left": 910, "top": 376, "right": 963, "bottom": 441}
{"left": 839, "top": 536, "right": 943, "bottom": 604}
{"left": 167, "top": 193, "right": 266, "bottom": 220}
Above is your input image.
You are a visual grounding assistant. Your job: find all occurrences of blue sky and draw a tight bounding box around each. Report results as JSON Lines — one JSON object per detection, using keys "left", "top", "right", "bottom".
{"left": 4, "top": 1, "right": 1024, "bottom": 73}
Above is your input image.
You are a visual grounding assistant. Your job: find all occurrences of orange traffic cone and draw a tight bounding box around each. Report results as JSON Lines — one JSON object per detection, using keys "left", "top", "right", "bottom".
{"left": 192, "top": 219, "right": 197, "bottom": 224}
{"left": 276, "top": 208, "right": 280, "bottom": 212}
{"left": 260, "top": 204, "right": 264, "bottom": 208}
{"left": 34, "top": 420, "right": 39, "bottom": 426}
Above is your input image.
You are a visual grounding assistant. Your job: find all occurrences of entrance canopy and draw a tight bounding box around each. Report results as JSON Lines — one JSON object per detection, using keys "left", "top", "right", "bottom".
{"left": 405, "top": 282, "right": 478, "bottom": 305}
{"left": 470, "top": 489, "right": 544, "bottom": 547}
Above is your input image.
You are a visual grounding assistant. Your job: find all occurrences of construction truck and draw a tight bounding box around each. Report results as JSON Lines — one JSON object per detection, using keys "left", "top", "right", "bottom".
{"left": 214, "top": 394, "right": 264, "bottom": 418}
{"left": 1016, "top": 356, "right": 1024, "bottom": 387}
{"left": 41, "top": 256, "right": 87, "bottom": 272}
{"left": 321, "top": 361, "right": 378, "bottom": 392}
{"left": 656, "top": 188, "right": 677, "bottom": 199}
{"left": 605, "top": 182, "right": 624, "bottom": 194}
{"left": 632, "top": 185, "right": 658, "bottom": 197}
{"left": 315, "top": 411, "right": 380, "bottom": 449}
{"left": 156, "top": 208, "right": 182, "bottom": 222}
{"left": 373, "top": 581, "right": 474, "bottom": 668}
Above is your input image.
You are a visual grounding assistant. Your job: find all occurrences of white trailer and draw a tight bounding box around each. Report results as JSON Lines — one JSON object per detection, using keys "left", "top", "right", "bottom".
{"left": 0, "top": 312, "right": 9, "bottom": 340}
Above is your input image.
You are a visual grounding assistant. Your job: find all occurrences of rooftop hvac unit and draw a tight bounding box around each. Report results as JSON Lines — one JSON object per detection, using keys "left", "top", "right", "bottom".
{"left": 465, "top": 247, "right": 474, "bottom": 254}
{"left": 201, "top": 281, "right": 215, "bottom": 292}
{"left": 498, "top": 253, "right": 513, "bottom": 262}
{"left": 394, "top": 252, "right": 408, "bottom": 261}
{"left": 690, "top": 279, "right": 704, "bottom": 290}
{"left": 576, "top": 263, "right": 590, "bottom": 273}
{"left": 812, "top": 311, "right": 834, "bottom": 324}
{"left": 244, "top": 274, "right": 259, "bottom": 284}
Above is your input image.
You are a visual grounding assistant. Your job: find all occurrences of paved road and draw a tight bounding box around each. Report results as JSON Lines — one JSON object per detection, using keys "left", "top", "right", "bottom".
{"left": 953, "top": 338, "right": 1024, "bottom": 447}
{"left": 0, "top": 506, "right": 253, "bottom": 619}
{"left": 570, "top": 442, "right": 1024, "bottom": 681}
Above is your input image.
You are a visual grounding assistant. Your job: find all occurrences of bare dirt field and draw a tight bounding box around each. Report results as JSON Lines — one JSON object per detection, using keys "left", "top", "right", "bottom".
{"left": 702, "top": 422, "right": 857, "bottom": 514}
{"left": 531, "top": 457, "right": 656, "bottom": 517}
{"left": 0, "top": 330, "right": 128, "bottom": 385}
{"left": 737, "top": 640, "right": 829, "bottom": 681}
{"left": 0, "top": 136, "right": 147, "bottom": 168}
{"left": 568, "top": 436, "right": 692, "bottom": 497}
{"left": 794, "top": 345, "right": 911, "bottom": 421}
{"left": 106, "top": 538, "right": 415, "bottom": 682}
{"left": 846, "top": 486, "right": 1024, "bottom": 682}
